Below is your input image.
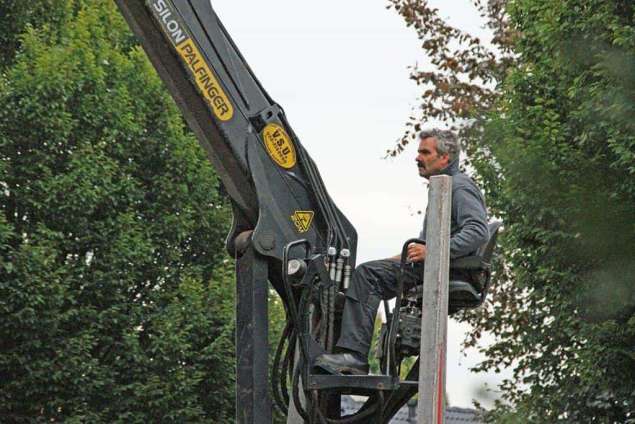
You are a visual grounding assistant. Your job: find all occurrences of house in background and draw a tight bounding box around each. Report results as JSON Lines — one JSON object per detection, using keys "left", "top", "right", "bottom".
{"left": 341, "top": 396, "right": 483, "bottom": 423}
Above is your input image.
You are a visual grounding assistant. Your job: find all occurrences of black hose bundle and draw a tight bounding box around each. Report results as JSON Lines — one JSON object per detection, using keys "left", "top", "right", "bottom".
{"left": 271, "top": 321, "right": 292, "bottom": 413}
{"left": 272, "top": 234, "right": 405, "bottom": 422}
{"left": 270, "top": 278, "right": 387, "bottom": 423}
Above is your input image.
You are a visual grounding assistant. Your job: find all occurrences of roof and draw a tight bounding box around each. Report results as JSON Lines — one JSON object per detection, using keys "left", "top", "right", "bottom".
{"left": 341, "top": 396, "right": 482, "bottom": 423}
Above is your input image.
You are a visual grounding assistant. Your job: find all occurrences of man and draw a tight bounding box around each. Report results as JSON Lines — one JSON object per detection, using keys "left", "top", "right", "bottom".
{"left": 315, "top": 129, "right": 489, "bottom": 375}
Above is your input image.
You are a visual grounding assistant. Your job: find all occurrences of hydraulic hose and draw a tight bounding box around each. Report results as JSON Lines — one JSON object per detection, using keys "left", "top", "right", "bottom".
{"left": 291, "top": 357, "right": 309, "bottom": 421}
{"left": 280, "top": 113, "right": 348, "bottom": 250}
{"left": 271, "top": 321, "right": 291, "bottom": 414}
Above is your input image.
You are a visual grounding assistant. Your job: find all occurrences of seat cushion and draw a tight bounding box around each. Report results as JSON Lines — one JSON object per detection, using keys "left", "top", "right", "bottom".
{"left": 449, "top": 280, "right": 481, "bottom": 305}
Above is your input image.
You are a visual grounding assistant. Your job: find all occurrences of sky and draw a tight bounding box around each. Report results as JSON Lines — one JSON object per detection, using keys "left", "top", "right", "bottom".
{"left": 211, "top": 0, "right": 507, "bottom": 409}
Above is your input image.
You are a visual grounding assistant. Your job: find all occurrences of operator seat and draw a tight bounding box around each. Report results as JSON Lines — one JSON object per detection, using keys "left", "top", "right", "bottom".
{"left": 448, "top": 221, "right": 503, "bottom": 314}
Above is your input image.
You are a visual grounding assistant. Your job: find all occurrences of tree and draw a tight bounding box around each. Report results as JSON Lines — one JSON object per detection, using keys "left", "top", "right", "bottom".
{"left": 0, "top": 0, "right": 68, "bottom": 68}
{"left": 388, "top": 0, "right": 634, "bottom": 421}
{"left": 0, "top": 1, "right": 236, "bottom": 421}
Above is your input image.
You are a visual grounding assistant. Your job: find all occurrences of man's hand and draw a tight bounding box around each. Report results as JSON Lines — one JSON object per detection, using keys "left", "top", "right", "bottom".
{"left": 407, "top": 242, "right": 427, "bottom": 263}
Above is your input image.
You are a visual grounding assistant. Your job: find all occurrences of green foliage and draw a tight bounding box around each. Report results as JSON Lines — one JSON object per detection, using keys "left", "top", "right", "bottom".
{"left": 0, "top": 0, "right": 69, "bottom": 68}
{"left": 463, "top": 0, "right": 635, "bottom": 421}
{"left": 0, "top": 1, "right": 236, "bottom": 421}
{"left": 390, "top": 0, "right": 634, "bottom": 420}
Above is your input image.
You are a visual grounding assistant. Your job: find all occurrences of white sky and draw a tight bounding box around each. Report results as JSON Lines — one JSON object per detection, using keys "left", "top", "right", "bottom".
{"left": 211, "top": 0, "right": 507, "bottom": 409}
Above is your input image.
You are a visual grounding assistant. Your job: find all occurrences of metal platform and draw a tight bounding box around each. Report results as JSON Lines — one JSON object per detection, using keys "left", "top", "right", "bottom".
{"left": 308, "top": 374, "right": 400, "bottom": 392}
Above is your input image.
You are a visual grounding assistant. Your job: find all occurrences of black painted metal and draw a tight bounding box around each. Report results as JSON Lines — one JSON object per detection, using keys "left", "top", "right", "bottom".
{"left": 113, "top": 0, "right": 357, "bottom": 264}
{"left": 113, "top": 2, "right": 504, "bottom": 423}
{"left": 304, "top": 225, "right": 504, "bottom": 423}
{"left": 381, "top": 359, "right": 420, "bottom": 424}
{"left": 448, "top": 221, "right": 502, "bottom": 314}
{"left": 113, "top": 2, "right": 358, "bottom": 422}
{"left": 308, "top": 375, "right": 399, "bottom": 392}
{"left": 236, "top": 246, "right": 271, "bottom": 424}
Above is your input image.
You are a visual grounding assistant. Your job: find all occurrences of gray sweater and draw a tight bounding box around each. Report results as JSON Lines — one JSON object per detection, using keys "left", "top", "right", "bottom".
{"left": 419, "top": 160, "right": 489, "bottom": 258}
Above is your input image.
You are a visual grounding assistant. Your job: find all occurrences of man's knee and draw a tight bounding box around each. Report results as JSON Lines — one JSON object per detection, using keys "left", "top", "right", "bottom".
{"left": 345, "top": 260, "right": 376, "bottom": 303}
{"left": 354, "top": 259, "right": 393, "bottom": 279}
{"left": 346, "top": 259, "right": 398, "bottom": 302}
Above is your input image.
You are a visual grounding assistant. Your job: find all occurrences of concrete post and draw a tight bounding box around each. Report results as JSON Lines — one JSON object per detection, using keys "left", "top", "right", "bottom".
{"left": 417, "top": 175, "right": 452, "bottom": 424}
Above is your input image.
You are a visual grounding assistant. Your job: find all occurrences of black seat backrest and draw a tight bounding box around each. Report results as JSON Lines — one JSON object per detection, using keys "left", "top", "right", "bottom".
{"left": 447, "top": 221, "right": 503, "bottom": 313}
{"left": 449, "top": 221, "right": 503, "bottom": 271}
{"left": 477, "top": 221, "right": 503, "bottom": 267}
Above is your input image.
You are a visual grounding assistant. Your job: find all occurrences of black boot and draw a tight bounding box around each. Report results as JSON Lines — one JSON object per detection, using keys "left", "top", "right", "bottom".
{"left": 314, "top": 352, "right": 369, "bottom": 375}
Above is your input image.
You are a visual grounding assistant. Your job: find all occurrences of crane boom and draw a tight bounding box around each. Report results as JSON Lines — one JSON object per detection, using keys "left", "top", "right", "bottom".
{"left": 115, "top": 0, "right": 357, "bottom": 265}
{"left": 114, "top": 3, "right": 501, "bottom": 423}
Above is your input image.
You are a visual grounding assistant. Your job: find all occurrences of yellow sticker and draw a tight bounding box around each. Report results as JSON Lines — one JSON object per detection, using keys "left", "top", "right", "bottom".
{"left": 176, "top": 39, "right": 234, "bottom": 121}
{"left": 262, "top": 123, "right": 297, "bottom": 169}
{"left": 291, "top": 211, "right": 314, "bottom": 233}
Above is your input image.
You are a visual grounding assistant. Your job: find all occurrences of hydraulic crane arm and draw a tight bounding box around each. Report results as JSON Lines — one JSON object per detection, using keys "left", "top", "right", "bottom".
{"left": 115, "top": 0, "right": 357, "bottom": 265}
{"left": 115, "top": 3, "right": 500, "bottom": 423}
{"left": 114, "top": 2, "right": 413, "bottom": 422}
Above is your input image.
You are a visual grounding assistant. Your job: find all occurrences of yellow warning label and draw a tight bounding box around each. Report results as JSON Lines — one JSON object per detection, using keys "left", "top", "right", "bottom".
{"left": 262, "top": 123, "right": 297, "bottom": 169}
{"left": 176, "top": 39, "right": 234, "bottom": 121}
{"left": 291, "top": 211, "right": 314, "bottom": 233}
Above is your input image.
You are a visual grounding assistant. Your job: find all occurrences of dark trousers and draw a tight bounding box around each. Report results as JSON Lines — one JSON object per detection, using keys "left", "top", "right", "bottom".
{"left": 336, "top": 259, "right": 424, "bottom": 357}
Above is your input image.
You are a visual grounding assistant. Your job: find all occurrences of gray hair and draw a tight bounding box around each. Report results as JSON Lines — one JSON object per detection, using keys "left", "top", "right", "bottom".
{"left": 419, "top": 129, "right": 461, "bottom": 162}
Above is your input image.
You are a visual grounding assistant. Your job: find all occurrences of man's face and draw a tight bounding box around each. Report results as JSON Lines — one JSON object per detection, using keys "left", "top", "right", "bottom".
{"left": 416, "top": 136, "right": 450, "bottom": 179}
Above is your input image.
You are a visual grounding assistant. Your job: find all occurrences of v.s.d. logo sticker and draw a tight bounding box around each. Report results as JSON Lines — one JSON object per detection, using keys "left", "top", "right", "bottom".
{"left": 262, "top": 123, "right": 297, "bottom": 169}
{"left": 291, "top": 211, "right": 314, "bottom": 233}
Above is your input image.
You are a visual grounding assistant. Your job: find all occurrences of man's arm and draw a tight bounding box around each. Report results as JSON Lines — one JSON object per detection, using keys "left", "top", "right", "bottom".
{"left": 450, "top": 185, "right": 489, "bottom": 258}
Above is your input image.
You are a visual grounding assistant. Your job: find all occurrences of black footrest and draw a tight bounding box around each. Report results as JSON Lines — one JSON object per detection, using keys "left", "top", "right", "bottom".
{"left": 308, "top": 374, "right": 399, "bottom": 391}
